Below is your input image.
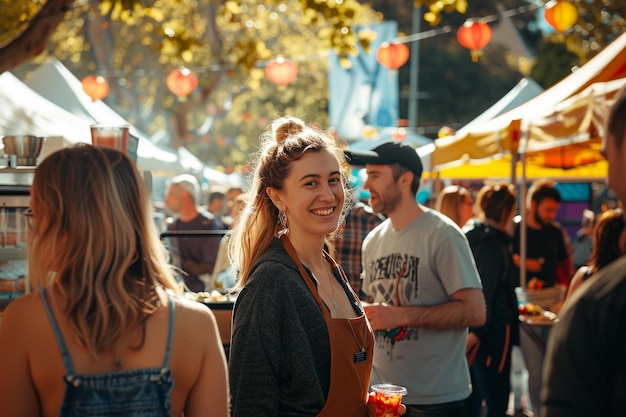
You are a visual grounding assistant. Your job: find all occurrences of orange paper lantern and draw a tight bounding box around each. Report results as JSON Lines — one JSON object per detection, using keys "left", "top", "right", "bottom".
{"left": 457, "top": 20, "right": 492, "bottom": 62}
{"left": 265, "top": 56, "right": 298, "bottom": 85}
{"left": 81, "top": 75, "right": 109, "bottom": 101}
{"left": 166, "top": 68, "right": 198, "bottom": 97}
{"left": 376, "top": 42, "right": 410, "bottom": 69}
{"left": 544, "top": 0, "right": 578, "bottom": 33}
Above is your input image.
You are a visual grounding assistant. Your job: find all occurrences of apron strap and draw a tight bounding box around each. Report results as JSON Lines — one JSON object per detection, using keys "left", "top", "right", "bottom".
{"left": 280, "top": 235, "right": 332, "bottom": 320}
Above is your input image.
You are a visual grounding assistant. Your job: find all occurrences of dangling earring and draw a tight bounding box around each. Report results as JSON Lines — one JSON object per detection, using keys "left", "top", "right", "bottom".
{"left": 277, "top": 211, "right": 289, "bottom": 237}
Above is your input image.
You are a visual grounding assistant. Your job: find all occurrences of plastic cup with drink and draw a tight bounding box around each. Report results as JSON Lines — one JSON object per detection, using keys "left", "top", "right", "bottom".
{"left": 371, "top": 384, "right": 407, "bottom": 417}
{"left": 90, "top": 124, "right": 130, "bottom": 152}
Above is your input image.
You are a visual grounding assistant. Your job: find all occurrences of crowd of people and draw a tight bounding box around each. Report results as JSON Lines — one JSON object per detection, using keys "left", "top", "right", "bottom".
{"left": 1, "top": 86, "right": 626, "bottom": 416}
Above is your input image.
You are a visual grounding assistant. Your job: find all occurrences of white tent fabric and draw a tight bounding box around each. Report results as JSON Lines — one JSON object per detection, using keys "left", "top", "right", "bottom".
{"left": 455, "top": 77, "right": 544, "bottom": 136}
{"left": 0, "top": 72, "right": 92, "bottom": 145}
{"left": 416, "top": 77, "right": 543, "bottom": 179}
{"left": 24, "top": 59, "right": 182, "bottom": 173}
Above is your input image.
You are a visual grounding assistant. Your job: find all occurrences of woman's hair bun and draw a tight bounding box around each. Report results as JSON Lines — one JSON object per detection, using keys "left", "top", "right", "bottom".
{"left": 273, "top": 117, "right": 306, "bottom": 143}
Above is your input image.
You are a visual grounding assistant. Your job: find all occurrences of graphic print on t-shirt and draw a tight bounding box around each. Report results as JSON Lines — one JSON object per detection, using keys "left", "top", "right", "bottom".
{"left": 369, "top": 252, "right": 419, "bottom": 348}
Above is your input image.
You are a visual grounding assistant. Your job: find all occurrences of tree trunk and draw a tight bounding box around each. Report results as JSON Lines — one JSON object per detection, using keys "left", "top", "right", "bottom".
{"left": 171, "top": 74, "right": 222, "bottom": 149}
{"left": 0, "top": 0, "right": 75, "bottom": 74}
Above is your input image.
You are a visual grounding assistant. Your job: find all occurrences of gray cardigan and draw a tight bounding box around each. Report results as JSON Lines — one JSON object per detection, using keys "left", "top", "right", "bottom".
{"left": 229, "top": 239, "right": 331, "bottom": 417}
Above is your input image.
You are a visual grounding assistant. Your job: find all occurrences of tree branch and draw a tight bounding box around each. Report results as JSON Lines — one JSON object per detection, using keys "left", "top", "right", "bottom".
{"left": 0, "top": 0, "right": 75, "bottom": 74}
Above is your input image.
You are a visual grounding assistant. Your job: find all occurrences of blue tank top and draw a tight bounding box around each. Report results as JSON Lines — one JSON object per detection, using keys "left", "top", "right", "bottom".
{"left": 41, "top": 288, "right": 175, "bottom": 417}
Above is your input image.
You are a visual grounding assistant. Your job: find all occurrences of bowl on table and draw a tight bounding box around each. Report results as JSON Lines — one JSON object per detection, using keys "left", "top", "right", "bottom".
{"left": 2, "top": 135, "right": 45, "bottom": 166}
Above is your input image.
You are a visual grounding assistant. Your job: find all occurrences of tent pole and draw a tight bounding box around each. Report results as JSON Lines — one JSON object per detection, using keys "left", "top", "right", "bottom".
{"left": 519, "top": 119, "right": 529, "bottom": 289}
{"left": 520, "top": 152, "right": 527, "bottom": 289}
{"left": 510, "top": 152, "right": 518, "bottom": 187}
{"left": 408, "top": 5, "right": 421, "bottom": 131}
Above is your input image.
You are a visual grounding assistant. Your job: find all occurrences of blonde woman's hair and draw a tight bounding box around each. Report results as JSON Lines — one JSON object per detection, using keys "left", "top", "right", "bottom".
{"left": 229, "top": 116, "right": 352, "bottom": 286}
{"left": 435, "top": 185, "right": 471, "bottom": 227}
{"left": 28, "top": 144, "right": 179, "bottom": 357}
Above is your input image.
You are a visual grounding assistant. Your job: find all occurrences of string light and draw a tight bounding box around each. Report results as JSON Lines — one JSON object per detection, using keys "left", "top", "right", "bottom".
{"left": 62, "top": 2, "right": 546, "bottom": 78}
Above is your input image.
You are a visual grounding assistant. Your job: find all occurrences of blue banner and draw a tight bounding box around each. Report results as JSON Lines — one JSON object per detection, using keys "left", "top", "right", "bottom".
{"left": 328, "top": 21, "right": 400, "bottom": 140}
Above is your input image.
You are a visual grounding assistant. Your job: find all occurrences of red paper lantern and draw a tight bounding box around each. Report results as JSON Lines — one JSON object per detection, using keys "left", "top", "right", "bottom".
{"left": 376, "top": 42, "right": 410, "bottom": 70}
{"left": 81, "top": 75, "right": 109, "bottom": 101}
{"left": 265, "top": 56, "right": 298, "bottom": 85}
{"left": 457, "top": 20, "right": 492, "bottom": 62}
{"left": 544, "top": 0, "right": 578, "bottom": 33}
{"left": 166, "top": 67, "right": 198, "bottom": 97}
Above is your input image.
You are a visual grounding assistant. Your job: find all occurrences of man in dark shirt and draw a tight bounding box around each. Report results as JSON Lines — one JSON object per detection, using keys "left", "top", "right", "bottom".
{"left": 512, "top": 179, "right": 571, "bottom": 417}
{"left": 541, "top": 86, "right": 626, "bottom": 417}
{"left": 513, "top": 180, "right": 570, "bottom": 288}
{"left": 165, "top": 174, "right": 221, "bottom": 293}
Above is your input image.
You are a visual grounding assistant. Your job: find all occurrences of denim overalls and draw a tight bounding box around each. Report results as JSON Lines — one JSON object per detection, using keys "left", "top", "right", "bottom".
{"left": 41, "top": 289, "right": 175, "bottom": 417}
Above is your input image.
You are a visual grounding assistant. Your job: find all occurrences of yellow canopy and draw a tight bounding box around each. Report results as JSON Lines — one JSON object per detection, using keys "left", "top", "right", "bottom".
{"left": 428, "top": 145, "right": 607, "bottom": 181}
{"left": 429, "top": 31, "right": 626, "bottom": 179}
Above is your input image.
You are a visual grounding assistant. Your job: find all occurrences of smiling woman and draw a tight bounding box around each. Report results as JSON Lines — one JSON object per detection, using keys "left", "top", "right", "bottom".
{"left": 227, "top": 116, "right": 382, "bottom": 417}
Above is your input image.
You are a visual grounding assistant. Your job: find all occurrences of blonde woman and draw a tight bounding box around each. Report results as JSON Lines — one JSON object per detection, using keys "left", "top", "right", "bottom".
{"left": 436, "top": 185, "right": 475, "bottom": 227}
{"left": 0, "top": 145, "right": 229, "bottom": 417}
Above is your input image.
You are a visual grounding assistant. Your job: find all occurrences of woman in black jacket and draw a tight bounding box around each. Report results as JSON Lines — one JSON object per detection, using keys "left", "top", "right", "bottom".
{"left": 463, "top": 183, "right": 519, "bottom": 417}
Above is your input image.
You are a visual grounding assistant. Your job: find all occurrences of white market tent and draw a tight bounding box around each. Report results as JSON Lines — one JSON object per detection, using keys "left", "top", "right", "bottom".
{"left": 455, "top": 77, "right": 544, "bottom": 137}
{"left": 0, "top": 71, "right": 92, "bottom": 159}
{"left": 428, "top": 31, "right": 626, "bottom": 180}
{"left": 410, "top": 77, "right": 544, "bottom": 183}
{"left": 23, "top": 59, "right": 183, "bottom": 174}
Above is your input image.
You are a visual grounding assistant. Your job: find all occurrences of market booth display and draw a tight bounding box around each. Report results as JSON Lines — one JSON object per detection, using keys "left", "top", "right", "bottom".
{"left": 24, "top": 59, "right": 185, "bottom": 176}
{"left": 427, "top": 31, "right": 626, "bottom": 182}
{"left": 0, "top": 135, "right": 45, "bottom": 316}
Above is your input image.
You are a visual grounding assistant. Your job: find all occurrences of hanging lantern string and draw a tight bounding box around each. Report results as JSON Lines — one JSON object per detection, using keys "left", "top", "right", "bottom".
{"left": 68, "top": 1, "right": 547, "bottom": 78}
{"left": 394, "top": 1, "right": 543, "bottom": 45}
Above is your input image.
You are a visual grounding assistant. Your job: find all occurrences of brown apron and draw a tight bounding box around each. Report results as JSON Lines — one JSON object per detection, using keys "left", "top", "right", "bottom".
{"left": 282, "top": 236, "right": 374, "bottom": 417}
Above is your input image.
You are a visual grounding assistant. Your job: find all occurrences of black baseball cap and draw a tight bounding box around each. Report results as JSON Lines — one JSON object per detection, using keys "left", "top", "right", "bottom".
{"left": 344, "top": 142, "right": 423, "bottom": 179}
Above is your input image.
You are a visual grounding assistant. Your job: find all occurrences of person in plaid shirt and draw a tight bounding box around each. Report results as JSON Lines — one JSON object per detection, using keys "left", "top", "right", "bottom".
{"left": 332, "top": 200, "right": 384, "bottom": 300}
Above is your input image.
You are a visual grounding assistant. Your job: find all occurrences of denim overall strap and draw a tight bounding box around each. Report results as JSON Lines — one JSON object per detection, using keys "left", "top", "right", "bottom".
{"left": 40, "top": 288, "right": 75, "bottom": 375}
{"left": 161, "top": 296, "right": 175, "bottom": 369}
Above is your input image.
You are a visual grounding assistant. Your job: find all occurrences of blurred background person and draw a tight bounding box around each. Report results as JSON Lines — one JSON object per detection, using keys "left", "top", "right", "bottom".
{"left": 513, "top": 180, "right": 572, "bottom": 289}
{"left": 222, "top": 186, "right": 244, "bottom": 228}
{"left": 571, "top": 209, "right": 596, "bottom": 270}
{"left": 436, "top": 184, "right": 475, "bottom": 228}
{"left": 0, "top": 145, "right": 228, "bottom": 417}
{"left": 207, "top": 189, "right": 226, "bottom": 230}
{"left": 165, "top": 174, "right": 221, "bottom": 293}
{"left": 541, "top": 81, "right": 626, "bottom": 417}
{"left": 464, "top": 183, "right": 519, "bottom": 417}
{"left": 512, "top": 179, "right": 571, "bottom": 417}
{"left": 331, "top": 189, "right": 384, "bottom": 300}
{"left": 212, "top": 193, "right": 247, "bottom": 290}
{"left": 566, "top": 208, "right": 626, "bottom": 301}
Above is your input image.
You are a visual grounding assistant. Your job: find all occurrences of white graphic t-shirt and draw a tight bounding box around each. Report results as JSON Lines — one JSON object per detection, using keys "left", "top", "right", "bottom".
{"left": 362, "top": 209, "right": 482, "bottom": 405}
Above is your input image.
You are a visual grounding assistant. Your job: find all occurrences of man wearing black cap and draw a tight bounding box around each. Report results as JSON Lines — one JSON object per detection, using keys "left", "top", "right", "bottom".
{"left": 346, "top": 142, "right": 486, "bottom": 417}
